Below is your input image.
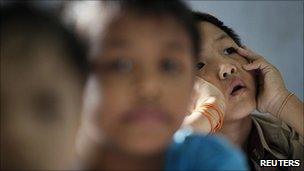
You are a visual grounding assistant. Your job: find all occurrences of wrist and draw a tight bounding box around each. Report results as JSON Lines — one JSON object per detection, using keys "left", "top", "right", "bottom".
{"left": 183, "top": 111, "right": 212, "bottom": 133}
{"left": 267, "top": 90, "right": 290, "bottom": 115}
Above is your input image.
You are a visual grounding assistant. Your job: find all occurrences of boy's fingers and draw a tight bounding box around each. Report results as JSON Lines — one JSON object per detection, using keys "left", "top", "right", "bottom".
{"left": 243, "top": 46, "right": 251, "bottom": 52}
{"left": 237, "top": 47, "right": 260, "bottom": 61}
{"left": 237, "top": 47, "right": 250, "bottom": 56}
{"left": 243, "top": 46, "right": 255, "bottom": 54}
{"left": 243, "top": 59, "right": 268, "bottom": 71}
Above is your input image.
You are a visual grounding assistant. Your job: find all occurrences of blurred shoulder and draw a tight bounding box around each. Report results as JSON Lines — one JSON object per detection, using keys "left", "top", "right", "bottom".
{"left": 166, "top": 129, "right": 248, "bottom": 170}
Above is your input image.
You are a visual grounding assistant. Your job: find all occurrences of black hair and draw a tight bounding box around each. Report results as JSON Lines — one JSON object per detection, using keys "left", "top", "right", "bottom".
{"left": 113, "top": 0, "right": 201, "bottom": 61}
{"left": 0, "top": 3, "right": 89, "bottom": 81}
{"left": 193, "top": 11, "right": 242, "bottom": 47}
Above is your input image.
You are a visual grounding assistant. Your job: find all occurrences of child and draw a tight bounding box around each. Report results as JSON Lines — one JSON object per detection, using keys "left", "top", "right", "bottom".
{"left": 71, "top": 1, "right": 248, "bottom": 170}
{"left": 189, "top": 11, "right": 303, "bottom": 170}
{"left": 1, "top": 4, "right": 88, "bottom": 170}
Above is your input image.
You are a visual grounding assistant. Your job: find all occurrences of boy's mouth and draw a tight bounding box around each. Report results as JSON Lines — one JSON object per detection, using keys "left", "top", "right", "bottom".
{"left": 122, "top": 106, "right": 170, "bottom": 127}
{"left": 229, "top": 78, "right": 247, "bottom": 96}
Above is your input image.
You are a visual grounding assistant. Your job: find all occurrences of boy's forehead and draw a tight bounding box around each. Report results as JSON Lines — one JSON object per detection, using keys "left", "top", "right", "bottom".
{"left": 199, "top": 22, "right": 233, "bottom": 45}
{"left": 3, "top": 38, "right": 73, "bottom": 87}
{"left": 2, "top": 27, "right": 83, "bottom": 98}
{"left": 200, "top": 22, "right": 224, "bottom": 40}
{"left": 11, "top": 29, "right": 75, "bottom": 66}
{"left": 109, "top": 12, "right": 186, "bottom": 33}
{"left": 91, "top": 12, "right": 191, "bottom": 56}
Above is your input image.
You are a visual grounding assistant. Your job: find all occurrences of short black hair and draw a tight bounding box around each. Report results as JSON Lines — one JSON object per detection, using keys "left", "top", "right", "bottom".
{"left": 107, "top": 0, "right": 201, "bottom": 61}
{"left": 1, "top": 3, "right": 89, "bottom": 81}
{"left": 193, "top": 11, "right": 242, "bottom": 47}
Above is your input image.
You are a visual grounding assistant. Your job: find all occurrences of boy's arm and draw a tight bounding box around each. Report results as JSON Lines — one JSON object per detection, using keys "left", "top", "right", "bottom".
{"left": 237, "top": 47, "right": 304, "bottom": 137}
{"left": 183, "top": 77, "right": 226, "bottom": 134}
{"left": 271, "top": 91, "right": 304, "bottom": 137}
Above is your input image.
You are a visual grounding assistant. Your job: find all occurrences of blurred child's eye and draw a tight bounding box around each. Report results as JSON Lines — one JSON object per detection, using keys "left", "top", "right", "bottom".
{"left": 32, "top": 91, "right": 60, "bottom": 123}
{"left": 113, "top": 58, "right": 133, "bottom": 73}
{"left": 102, "top": 58, "right": 133, "bottom": 74}
{"left": 223, "top": 47, "right": 237, "bottom": 55}
{"left": 161, "top": 58, "right": 180, "bottom": 74}
{"left": 196, "top": 62, "right": 205, "bottom": 70}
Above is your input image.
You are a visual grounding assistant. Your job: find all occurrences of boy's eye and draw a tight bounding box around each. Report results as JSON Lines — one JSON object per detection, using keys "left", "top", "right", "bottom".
{"left": 32, "top": 91, "right": 60, "bottom": 123}
{"left": 102, "top": 58, "right": 133, "bottom": 73}
{"left": 223, "top": 47, "right": 237, "bottom": 55}
{"left": 113, "top": 58, "right": 133, "bottom": 73}
{"left": 196, "top": 62, "right": 205, "bottom": 70}
{"left": 161, "top": 58, "right": 180, "bottom": 74}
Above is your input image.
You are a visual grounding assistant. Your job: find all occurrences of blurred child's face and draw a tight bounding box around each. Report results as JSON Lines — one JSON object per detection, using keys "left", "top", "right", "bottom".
{"left": 196, "top": 22, "right": 256, "bottom": 121}
{"left": 1, "top": 32, "right": 83, "bottom": 169}
{"left": 85, "top": 11, "right": 195, "bottom": 156}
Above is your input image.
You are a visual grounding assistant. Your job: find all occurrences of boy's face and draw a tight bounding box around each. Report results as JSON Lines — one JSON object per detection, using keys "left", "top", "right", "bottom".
{"left": 85, "top": 12, "right": 195, "bottom": 156}
{"left": 1, "top": 33, "right": 82, "bottom": 169}
{"left": 196, "top": 22, "right": 256, "bottom": 121}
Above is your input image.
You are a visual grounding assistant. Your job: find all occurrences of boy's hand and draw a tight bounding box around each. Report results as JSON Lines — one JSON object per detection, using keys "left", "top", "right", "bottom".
{"left": 183, "top": 77, "right": 226, "bottom": 133}
{"left": 237, "top": 47, "right": 290, "bottom": 115}
{"left": 190, "top": 77, "right": 226, "bottom": 114}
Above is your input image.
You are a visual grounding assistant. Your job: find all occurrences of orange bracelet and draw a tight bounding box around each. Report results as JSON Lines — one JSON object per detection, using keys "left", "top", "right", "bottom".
{"left": 201, "top": 103, "right": 224, "bottom": 132}
{"left": 202, "top": 103, "right": 224, "bottom": 119}
{"left": 193, "top": 108, "right": 214, "bottom": 133}
{"left": 200, "top": 110, "right": 214, "bottom": 133}
{"left": 195, "top": 104, "right": 224, "bottom": 133}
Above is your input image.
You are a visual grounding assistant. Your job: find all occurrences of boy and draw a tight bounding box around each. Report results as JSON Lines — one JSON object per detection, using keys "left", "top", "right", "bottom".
{"left": 1, "top": 4, "right": 88, "bottom": 170}
{"left": 70, "top": 1, "right": 248, "bottom": 170}
{"left": 190, "top": 11, "right": 303, "bottom": 170}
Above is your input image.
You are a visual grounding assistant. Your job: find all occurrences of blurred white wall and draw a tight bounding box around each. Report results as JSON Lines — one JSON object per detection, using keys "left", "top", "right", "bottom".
{"left": 188, "top": 1, "right": 303, "bottom": 100}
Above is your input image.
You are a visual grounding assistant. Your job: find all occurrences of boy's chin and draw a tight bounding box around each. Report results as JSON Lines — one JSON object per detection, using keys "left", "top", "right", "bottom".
{"left": 225, "top": 102, "right": 256, "bottom": 121}
{"left": 116, "top": 134, "right": 171, "bottom": 157}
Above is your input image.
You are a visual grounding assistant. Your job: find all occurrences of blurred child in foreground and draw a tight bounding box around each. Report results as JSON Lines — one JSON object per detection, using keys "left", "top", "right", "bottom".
{"left": 1, "top": 4, "right": 88, "bottom": 170}
{"left": 67, "top": 1, "right": 249, "bottom": 170}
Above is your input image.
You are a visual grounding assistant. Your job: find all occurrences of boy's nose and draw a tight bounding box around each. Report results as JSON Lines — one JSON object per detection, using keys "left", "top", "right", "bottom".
{"left": 218, "top": 64, "right": 237, "bottom": 80}
{"left": 135, "top": 75, "right": 161, "bottom": 103}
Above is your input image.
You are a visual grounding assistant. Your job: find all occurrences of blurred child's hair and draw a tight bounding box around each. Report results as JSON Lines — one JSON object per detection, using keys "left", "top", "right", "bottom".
{"left": 65, "top": 0, "right": 201, "bottom": 62}
{"left": 119, "top": 0, "right": 201, "bottom": 60}
{"left": 0, "top": 3, "right": 89, "bottom": 81}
